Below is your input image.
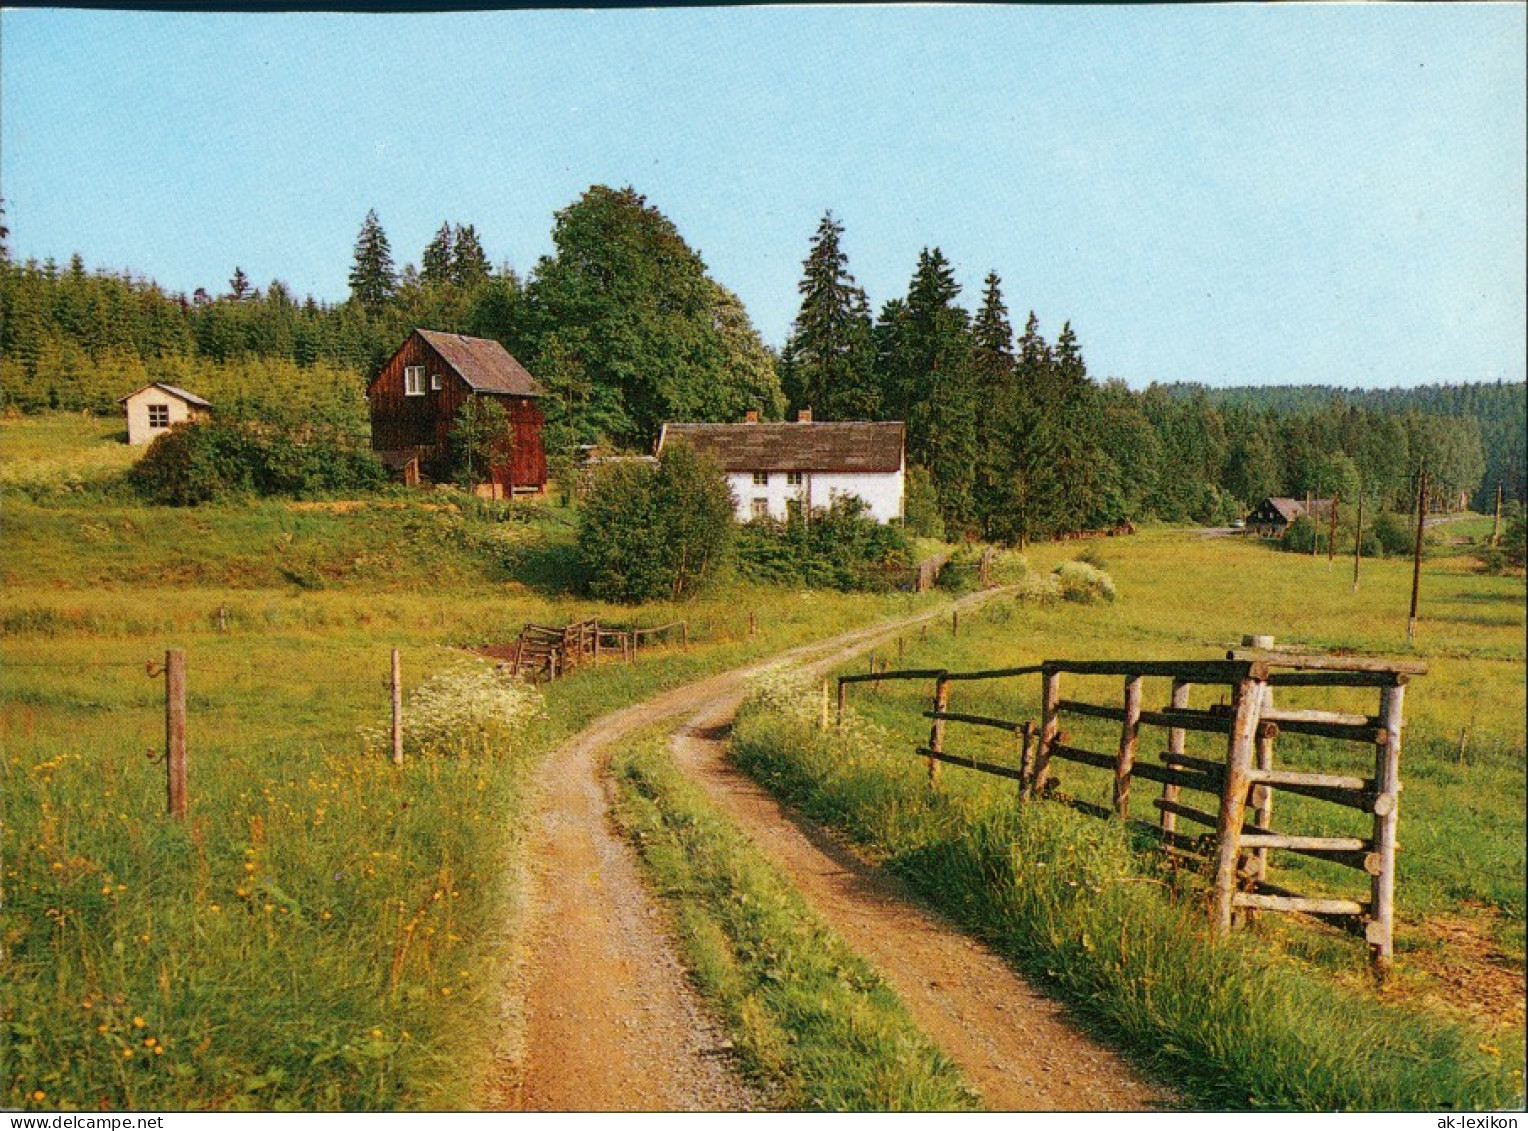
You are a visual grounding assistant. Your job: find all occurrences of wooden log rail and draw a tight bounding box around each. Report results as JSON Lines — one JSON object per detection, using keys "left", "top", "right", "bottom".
{"left": 847, "top": 649, "right": 1424, "bottom": 971}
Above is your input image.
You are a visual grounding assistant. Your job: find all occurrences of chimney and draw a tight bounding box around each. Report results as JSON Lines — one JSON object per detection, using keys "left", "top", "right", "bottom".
{"left": 796, "top": 408, "right": 812, "bottom": 423}
{"left": 744, "top": 409, "right": 759, "bottom": 424}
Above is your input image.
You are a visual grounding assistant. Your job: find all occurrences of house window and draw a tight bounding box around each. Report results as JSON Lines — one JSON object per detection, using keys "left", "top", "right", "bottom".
{"left": 786, "top": 471, "right": 803, "bottom": 487}
{"left": 147, "top": 404, "right": 170, "bottom": 429}
{"left": 750, "top": 498, "right": 769, "bottom": 520}
{"left": 404, "top": 365, "right": 425, "bottom": 396}
{"left": 752, "top": 471, "right": 769, "bottom": 486}
{"left": 430, "top": 372, "right": 443, "bottom": 391}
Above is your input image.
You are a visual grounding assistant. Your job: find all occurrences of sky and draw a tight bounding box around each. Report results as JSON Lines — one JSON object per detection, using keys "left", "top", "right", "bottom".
{"left": 2, "top": 5, "right": 1524, "bottom": 390}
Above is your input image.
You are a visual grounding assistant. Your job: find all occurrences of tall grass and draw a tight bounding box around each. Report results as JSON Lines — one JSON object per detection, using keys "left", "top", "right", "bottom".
{"left": 731, "top": 673, "right": 1525, "bottom": 1110}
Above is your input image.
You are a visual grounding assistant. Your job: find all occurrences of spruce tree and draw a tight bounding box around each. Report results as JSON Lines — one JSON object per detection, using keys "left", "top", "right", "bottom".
{"left": 450, "top": 224, "right": 491, "bottom": 289}
{"left": 348, "top": 209, "right": 397, "bottom": 314}
{"left": 970, "top": 271, "right": 1017, "bottom": 536}
{"left": 227, "top": 267, "right": 251, "bottom": 301}
{"left": 421, "top": 222, "right": 454, "bottom": 287}
{"left": 782, "top": 212, "right": 876, "bottom": 420}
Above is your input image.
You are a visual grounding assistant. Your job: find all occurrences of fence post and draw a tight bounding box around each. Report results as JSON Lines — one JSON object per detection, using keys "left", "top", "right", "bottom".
{"left": 1247, "top": 721, "right": 1277, "bottom": 893}
{"left": 1018, "top": 720, "right": 1037, "bottom": 789}
{"left": 594, "top": 620, "right": 602, "bottom": 664}
{"left": 952, "top": 609, "right": 959, "bottom": 637}
{"left": 1160, "top": 679, "right": 1190, "bottom": 835}
{"left": 1210, "top": 668, "right": 1265, "bottom": 936}
{"left": 836, "top": 678, "right": 847, "bottom": 729}
{"left": 749, "top": 610, "right": 757, "bottom": 636}
{"left": 1368, "top": 682, "right": 1406, "bottom": 973}
{"left": 165, "top": 649, "right": 187, "bottom": 820}
{"left": 391, "top": 648, "right": 404, "bottom": 767}
{"left": 927, "top": 675, "right": 951, "bottom": 787}
{"left": 682, "top": 622, "right": 690, "bottom": 649}
{"left": 820, "top": 680, "right": 830, "bottom": 731}
{"left": 1115, "top": 674, "right": 1143, "bottom": 818}
{"left": 1030, "top": 667, "right": 1061, "bottom": 798}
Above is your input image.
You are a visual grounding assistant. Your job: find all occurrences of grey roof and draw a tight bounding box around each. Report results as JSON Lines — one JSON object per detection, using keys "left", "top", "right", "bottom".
{"left": 416, "top": 329, "right": 545, "bottom": 397}
{"left": 118, "top": 382, "right": 213, "bottom": 408}
{"left": 659, "top": 421, "right": 905, "bottom": 473}
{"left": 1259, "top": 497, "right": 1333, "bottom": 522}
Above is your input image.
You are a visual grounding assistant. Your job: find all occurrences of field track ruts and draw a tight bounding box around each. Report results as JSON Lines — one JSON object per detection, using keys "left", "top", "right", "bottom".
{"left": 487, "top": 591, "right": 1174, "bottom": 1111}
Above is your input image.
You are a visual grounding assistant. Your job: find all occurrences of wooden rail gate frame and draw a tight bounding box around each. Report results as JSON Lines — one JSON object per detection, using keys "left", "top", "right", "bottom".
{"left": 839, "top": 649, "right": 1426, "bottom": 971}
{"left": 509, "top": 618, "right": 688, "bottom": 681}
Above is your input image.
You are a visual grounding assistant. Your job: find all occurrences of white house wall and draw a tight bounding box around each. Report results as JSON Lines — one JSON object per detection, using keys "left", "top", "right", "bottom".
{"left": 123, "top": 392, "right": 198, "bottom": 446}
{"left": 728, "top": 468, "right": 904, "bottom": 524}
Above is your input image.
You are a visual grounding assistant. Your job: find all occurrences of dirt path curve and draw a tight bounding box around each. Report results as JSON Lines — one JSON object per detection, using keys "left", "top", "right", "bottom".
{"left": 489, "top": 591, "right": 1172, "bottom": 1111}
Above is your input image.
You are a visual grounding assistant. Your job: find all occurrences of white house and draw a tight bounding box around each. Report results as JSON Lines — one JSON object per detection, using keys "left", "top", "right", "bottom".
{"left": 119, "top": 383, "right": 212, "bottom": 446}
{"left": 658, "top": 411, "right": 906, "bottom": 524}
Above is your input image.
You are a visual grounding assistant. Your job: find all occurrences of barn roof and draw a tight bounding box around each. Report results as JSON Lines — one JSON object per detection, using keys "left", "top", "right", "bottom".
{"left": 659, "top": 421, "right": 905, "bottom": 473}
{"left": 1258, "top": 497, "right": 1333, "bottom": 522}
{"left": 415, "top": 329, "right": 546, "bottom": 397}
{"left": 117, "top": 382, "right": 213, "bottom": 408}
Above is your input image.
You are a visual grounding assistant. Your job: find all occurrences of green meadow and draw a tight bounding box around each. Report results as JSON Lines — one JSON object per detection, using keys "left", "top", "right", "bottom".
{"left": 730, "top": 527, "right": 1525, "bottom": 1108}
{"left": 0, "top": 414, "right": 934, "bottom": 1110}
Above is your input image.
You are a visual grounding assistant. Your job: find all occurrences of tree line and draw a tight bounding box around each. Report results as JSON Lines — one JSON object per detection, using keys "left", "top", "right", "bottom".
{"left": 1, "top": 188, "right": 1518, "bottom": 536}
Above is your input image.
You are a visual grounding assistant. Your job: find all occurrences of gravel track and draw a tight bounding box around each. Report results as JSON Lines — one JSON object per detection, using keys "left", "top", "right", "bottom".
{"left": 487, "top": 593, "right": 1175, "bottom": 1111}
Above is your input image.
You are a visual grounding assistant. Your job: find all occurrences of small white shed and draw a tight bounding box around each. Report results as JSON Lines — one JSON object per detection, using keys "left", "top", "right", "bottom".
{"left": 119, "top": 383, "right": 212, "bottom": 446}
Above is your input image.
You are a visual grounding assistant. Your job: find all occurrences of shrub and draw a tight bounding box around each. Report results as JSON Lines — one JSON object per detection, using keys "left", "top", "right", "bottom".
{"left": 578, "top": 440, "right": 735, "bottom": 603}
{"left": 1280, "top": 515, "right": 1319, "bottom": 554}
{"left": 360, "top": 661, "right": 543, "bottom": 759}
{"left": 735, "top": 495, "right": 914, "bottom": 592}
{"left": 1052, "top": 559, "right": 1117, "bottom": 603}
{"left": 127, "top": 417, "right": 385, "bottom": 505}
{"left": 902, "top": 465, "right": 944, "bottom": 540}
{"left": 1372, "top": 509, "right": 1416, "bottom": 557}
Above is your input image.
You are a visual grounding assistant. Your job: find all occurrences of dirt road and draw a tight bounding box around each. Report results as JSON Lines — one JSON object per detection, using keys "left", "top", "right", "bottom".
{"left": 489, "top": 596, "right": 1173, "bottom": 1111}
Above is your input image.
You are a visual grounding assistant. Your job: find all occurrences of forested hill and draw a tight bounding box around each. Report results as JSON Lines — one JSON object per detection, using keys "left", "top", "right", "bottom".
{"left": 1157, "top": 381, "right": 1526, "bottom": 512}
{"left": 2, "top": 184, "right": 1521, "bottom": 531}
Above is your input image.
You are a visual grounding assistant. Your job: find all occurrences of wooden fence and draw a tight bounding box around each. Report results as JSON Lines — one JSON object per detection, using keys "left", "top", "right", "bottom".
{"left": 509, "top": 618, "right": 687, "bottom": 681}
{"left": 838, "top": 648, "right": 1426, "bottom": 971}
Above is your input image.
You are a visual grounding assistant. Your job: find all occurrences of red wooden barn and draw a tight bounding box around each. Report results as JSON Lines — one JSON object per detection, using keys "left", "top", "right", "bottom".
{"left": 368, "top": 329, "right": 548, "bottom": 494}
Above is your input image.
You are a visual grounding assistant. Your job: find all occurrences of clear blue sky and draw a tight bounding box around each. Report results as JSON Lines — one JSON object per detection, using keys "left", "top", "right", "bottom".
{"left": 3, "top": 6, "right": 1523, "bottom": 389}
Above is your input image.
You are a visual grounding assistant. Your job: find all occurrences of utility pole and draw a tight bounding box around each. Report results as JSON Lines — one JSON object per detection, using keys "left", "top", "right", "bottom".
{"left": 1407, "top": 467, "right": 1427, "bottom": 646}
{"left": 1352, "top": 491, "right": 1364, "bottom": 594}
{"left": 1328, "top": 493, "right": 1339, "bottom": 566}
{"left": 1492, "top": 483, "right": 1503, "bottom": 547}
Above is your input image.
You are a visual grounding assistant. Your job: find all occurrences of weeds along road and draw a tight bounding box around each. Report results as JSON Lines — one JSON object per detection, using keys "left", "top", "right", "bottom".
{"left": 490, "top": 589, "right": 1172, "bottom": 1111}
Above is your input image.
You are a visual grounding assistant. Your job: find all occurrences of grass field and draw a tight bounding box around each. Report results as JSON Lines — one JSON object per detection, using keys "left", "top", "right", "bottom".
{"left": 0, "top": 414, "right": 938, "bottom": 1110}
{"left": 730, "top": 527, "right": 1526, "bottom": 1108}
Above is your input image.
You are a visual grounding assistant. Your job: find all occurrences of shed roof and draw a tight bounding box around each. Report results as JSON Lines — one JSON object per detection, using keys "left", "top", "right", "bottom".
{"left": 659, "top": 421, "right": 905, "bottom": 473}
{"left": 118, "top": 382, "right": 213, "bottom": 408}
{"left": 414, "top": 329, "right": 546, "bottom": 397}
{"left": 1258, "top": 497, "right": 1333, "bottom": 522}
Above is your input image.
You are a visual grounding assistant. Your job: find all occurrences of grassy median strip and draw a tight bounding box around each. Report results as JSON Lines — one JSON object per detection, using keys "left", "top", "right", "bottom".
{"left": 610, "top": 733, "right": 980, "bottom": 1112}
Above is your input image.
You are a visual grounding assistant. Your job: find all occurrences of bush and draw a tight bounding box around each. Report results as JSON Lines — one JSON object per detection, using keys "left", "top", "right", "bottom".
{"left": 1372, "top": 510, "right": 1417, "bottom": 557}
{"left": 902, "top": 465, "right": 944, "bottom": 540}
{"left": 1280, "top": 515, "right": 1319, "bottom": 554}
{"left": 360, "top": 661, "right": 543, "bottom": 759}
{"left": 735, "top": 495, "right": 914, "bottom": 592}
{"left": 127, "top": 418, "right": 385, "bottom": 505}
{"left": 578, "top": 440, "right": 735, "bottom": 603}
{"left": 1052, "top": 560, "right": 1117, "bottom": 603}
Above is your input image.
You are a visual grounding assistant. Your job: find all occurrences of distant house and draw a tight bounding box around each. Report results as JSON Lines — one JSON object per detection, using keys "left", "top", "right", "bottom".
{"left": 368, "top": 329, "right": 547, "bottom": 494}
{"left": 119, "top": 383, "right": 212, "bottom": 446}
{"left": 658, "top": 410, "right": 906, "bottom": 523}
{"left": 1247, "top": 496, "right": 1334, "bottom": 539}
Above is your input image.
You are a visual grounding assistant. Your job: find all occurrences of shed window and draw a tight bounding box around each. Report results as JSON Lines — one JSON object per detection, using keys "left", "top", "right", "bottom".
{"left": 786, "top": 471, "right": 803, "bottom": 487}
{"left": 404, "top": 366, "right": 426, "bottom": 396}
{"left": 752, "top": 471, "right": 769, "bottom": 486}
{"left": 750, "top": 498, "right": 769, "bottom": 519}
{"left": 148, "top": 404, "right": 170, "bottom": 429}
{"left": 430, "top": 372, "right": 443, "bottom": 391}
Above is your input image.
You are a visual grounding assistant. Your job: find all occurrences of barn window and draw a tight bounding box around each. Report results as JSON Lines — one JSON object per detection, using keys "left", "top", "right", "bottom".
{"left": 430, "top": 372, "right": 443, "bottom": 391}
{"left": 750, "top": 498, "right": 769, "bottom": 519}
{"left": 148, "top": 404, "right": 170, "bottom": 429}
{"left": 786, "top": 471, "right": 803, "bottom": 486}
{"left": 752, "top": 471, "right": 769, "bottom": 486}
{"left": 404, "top": 366, "right": 425, "bottom": 396}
